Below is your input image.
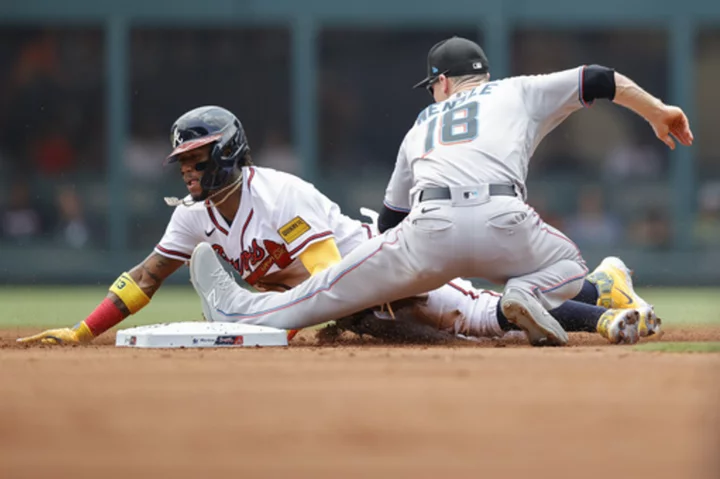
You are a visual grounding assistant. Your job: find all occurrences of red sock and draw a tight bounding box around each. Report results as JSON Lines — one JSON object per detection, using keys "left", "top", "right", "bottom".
{"left": 84, "top": 298, "right": 125, "bottom": 336}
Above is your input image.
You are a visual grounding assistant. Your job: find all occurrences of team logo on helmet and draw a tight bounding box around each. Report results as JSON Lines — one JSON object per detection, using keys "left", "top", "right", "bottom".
{"left": 172, "top": 128, "right": 184, "bottom": 148}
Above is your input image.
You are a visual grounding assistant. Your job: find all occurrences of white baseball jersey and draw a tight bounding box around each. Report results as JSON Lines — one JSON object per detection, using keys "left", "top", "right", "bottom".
{"left": 384, "top": 67, "right": 587, "bottom": 212}
{"left": 194, "top": 67, "right": 589, "bottom": 342}
{"left": 155, "top": 166, "right": 371, "bottom": 290}
{"left": 156, "top": 166, "right": 504, "bottom": 338}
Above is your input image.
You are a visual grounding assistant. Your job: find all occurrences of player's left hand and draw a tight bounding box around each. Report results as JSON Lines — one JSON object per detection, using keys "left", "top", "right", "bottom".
{"left": 650, "top": 105, "right": 694, "bottom": 150}
{"left": 17, "top": 322, "right": 94, "bottom": 345}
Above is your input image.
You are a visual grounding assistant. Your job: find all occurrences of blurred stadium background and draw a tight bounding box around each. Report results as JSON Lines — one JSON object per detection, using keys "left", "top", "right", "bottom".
{"left": 0, "top": 0, "right": 718, "bottom": 288}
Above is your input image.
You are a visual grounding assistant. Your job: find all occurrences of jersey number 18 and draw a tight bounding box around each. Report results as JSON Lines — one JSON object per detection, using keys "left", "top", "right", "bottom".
{"left": 424, "top": 102, "right": 479, "bottom": 154}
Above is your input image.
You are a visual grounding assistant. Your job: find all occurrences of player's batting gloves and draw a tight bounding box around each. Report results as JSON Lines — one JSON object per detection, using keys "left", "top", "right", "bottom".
{"left": 17, "top": 321, "right": 95, "bottom": 345}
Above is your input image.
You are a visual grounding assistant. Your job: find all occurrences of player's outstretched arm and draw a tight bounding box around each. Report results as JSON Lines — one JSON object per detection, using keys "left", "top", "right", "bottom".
{"left": 17, "top": 253, "right": 184, "bottom": 345}
{"left": 612, "top": 72, "right": 694, "bottom": 150}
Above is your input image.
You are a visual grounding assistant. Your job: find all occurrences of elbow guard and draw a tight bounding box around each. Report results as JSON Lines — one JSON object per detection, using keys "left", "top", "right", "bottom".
{"left": 378, "top": 206, "right": 408, "bottom": 233}
{"left": 581, "top": 65, "right": 616, "bottom": 105}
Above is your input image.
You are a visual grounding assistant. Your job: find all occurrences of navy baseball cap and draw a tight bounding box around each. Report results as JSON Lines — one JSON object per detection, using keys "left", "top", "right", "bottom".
{"left": 413, "top": 36, "right": 490, "bottom": 89}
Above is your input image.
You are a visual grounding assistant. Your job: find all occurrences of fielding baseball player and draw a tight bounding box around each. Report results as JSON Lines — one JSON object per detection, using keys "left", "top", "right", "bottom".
{"left": 18, "top": 105, "right": 659, "bottom": 346}
{"left": 181, "top": 36, "right": 689, "bottom": 347}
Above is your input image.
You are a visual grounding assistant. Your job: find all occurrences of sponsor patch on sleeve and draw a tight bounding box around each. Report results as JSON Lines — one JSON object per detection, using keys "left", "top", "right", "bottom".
{"left": 278, "top": 216, "right": 311, "bottom": 244}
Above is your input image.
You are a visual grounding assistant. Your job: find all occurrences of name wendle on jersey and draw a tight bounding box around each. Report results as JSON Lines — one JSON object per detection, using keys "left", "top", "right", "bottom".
{"left": 414, "top": 82, "right": 497, "bottom": 126}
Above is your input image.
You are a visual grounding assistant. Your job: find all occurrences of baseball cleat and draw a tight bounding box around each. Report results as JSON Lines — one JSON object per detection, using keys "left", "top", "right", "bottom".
{"left": 586, "top": 256, "right": 661, "bottom": 337}
{"left": 190, "top": 242, "right": 242, "bottom": 323}
{"left": 636, "top": 304, "right": 661, "bottom": 338}
{"left": 596, "top": 309, "right": 640, "bottom": 345}
{"left": 500, "top": 289, "right": 568, "bottom": 347}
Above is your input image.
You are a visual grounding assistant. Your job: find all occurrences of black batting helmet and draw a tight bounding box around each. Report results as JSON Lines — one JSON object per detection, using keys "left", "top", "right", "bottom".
{"left": 165, "top": 106, "right": 250, "bottom": 193}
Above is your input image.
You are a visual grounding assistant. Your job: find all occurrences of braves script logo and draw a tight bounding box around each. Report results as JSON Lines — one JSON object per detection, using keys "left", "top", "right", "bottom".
{"left": 212, "top": 240, "right": 264, "bottom": 275}
{"left": 212, "top": 239, "right": 293, "bottom": 284}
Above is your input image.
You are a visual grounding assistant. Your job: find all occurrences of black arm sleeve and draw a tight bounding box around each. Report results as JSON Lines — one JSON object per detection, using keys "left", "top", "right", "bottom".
{"left": 378, "top": 206, "right": 408, "bottom": 233}
{"left": 582, "top": 65, "right": 616, "bottom": 103}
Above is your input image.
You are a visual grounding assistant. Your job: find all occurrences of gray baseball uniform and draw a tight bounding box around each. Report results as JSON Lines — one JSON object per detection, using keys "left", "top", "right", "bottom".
{"left": 193, "top": 67, "right": 589, "bottom": 330}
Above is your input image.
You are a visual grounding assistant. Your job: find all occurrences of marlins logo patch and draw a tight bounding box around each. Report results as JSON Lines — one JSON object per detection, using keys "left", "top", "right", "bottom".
{"left": 278, "top": 216, "right": 310, "bottom": 244}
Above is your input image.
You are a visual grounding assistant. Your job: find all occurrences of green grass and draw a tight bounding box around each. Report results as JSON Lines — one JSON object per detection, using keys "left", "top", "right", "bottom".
{"left": 635, "top": 288, "right": 720, "bottom": 326}
{"left": 0, "top": 286, "right": 202, "bottom": 329}
{"left": 0, "top": 285, "right": 718, "bottom": 329}
{"left": 634, "top": 342, "right": 720, "bottom": 353}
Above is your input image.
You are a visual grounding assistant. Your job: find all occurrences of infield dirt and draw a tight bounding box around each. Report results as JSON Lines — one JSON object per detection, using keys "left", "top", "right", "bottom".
{"left": 1, "top": 326, "right": 719, "bottom": 479}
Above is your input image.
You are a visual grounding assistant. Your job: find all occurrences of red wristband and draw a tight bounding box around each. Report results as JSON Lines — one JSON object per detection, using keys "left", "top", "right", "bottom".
{"left": 84, "top": 298, "right": 125, "bottom": 337}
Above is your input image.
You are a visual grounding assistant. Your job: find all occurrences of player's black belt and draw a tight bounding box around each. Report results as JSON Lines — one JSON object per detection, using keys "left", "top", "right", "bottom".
{"left": 418, "top": 184, "right": 517, "bottom": 202}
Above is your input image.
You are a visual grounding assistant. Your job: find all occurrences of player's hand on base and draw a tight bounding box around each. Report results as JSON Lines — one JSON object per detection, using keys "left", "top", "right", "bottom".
{"left": 650, "top": 105, "right": 694, "bottom": 150}
{"left": 17, "top": 322, "right": 95, "bottom": 345}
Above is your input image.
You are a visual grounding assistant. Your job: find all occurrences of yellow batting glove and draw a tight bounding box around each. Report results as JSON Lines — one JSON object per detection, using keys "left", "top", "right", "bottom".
{"left": 17, "top": 321, "right": 95, "bottom": 345}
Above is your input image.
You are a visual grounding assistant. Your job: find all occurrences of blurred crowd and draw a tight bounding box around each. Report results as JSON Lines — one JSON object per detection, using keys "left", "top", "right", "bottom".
{"left": 0, "top": 28, "right": 718, "bottom": 252}
{"left": 0, "top": 30, "right": 103, "bottom": 249}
